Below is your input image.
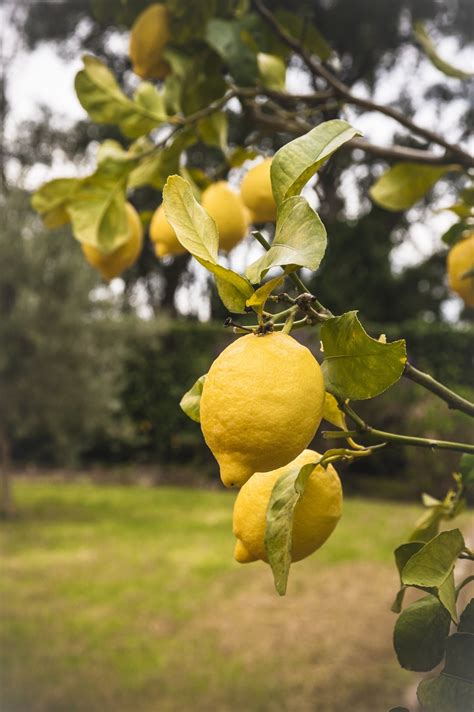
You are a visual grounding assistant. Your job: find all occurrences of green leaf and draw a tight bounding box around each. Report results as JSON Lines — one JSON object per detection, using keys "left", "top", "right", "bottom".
{"left": 228, "top": 146, "right": 259, "bottom": 168}
{"left": 391, "top": 541, "right": 424, "bottom": 612}
{"left": 75, "top": 56, "right": 167, "bottom": 139}
{"left": 245, "top": 275, "right": 284, "bottom": 316}
{"left": 197, "top": 111, "right": 228, "bottom": 152}
{"left": 246, "top": 196, "right": 327, "bottom": 283}
{"left": 31, "top": 178, "right": 81, "bottom": 229}
{"left": 128, "top": 131, "right": 195, "bottom": 190}
{"left": 458, "top": 599, "right": 474, "bottom": 634}
{"left": 265, "top": 460, "right": 320, "bottom": 596}
{"left": 205, "top": 18, "right": 258, "bottom": 86}
{"left": 393, "top": 594, "right": 451, "bottom": 671}
{"left": 274, "top": 10, "right": 332, "bottom": 62}
{"left": 459, "top": 454, "right": 474, "bottom": 487}
{"left": 320, "top": 311, "right": 407, "bottom": 400}
{"left": 441, "top": 221, "right": 472, "bottom": 247}
{"left": 417, "top": 674, "right": 474, "bottom": 712}
{"left": 414, "top": 22, "right": 473, "bottom": 80}
{"left": 271, "top": 120, "right": 362, "bottom": 206}
{"left": 180, "top": 375, "right": 206, "bottom": 423}
{"left": 444, "top": 633, "right": 474, "bottom": 682}
{"left": 402, "top": 529, "right": 465, "bottom": 590}
{"left": 163, "top": 175, "right": 253, "bottom": 312}
{"left": 257, "top": 52, "right": 286, "bottom": 91}
{"left": 369, "top": 163, "right": 453, "bottom": 212}
{"left": 67, "top": 157, "right": 137, "bottom": 253}
{"left": 409, "top": 507, "right": 443, "bottom": 543}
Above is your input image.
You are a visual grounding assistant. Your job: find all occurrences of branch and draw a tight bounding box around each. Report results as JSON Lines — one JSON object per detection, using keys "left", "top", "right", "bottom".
{"left": 339, "top": 401, "right": 474, "bottom": 455}
{"left": 404, "top": 363, "right": 474, "bottom": 417}
{"left": 253, "top": 0, "right": 474, "bottom": 168}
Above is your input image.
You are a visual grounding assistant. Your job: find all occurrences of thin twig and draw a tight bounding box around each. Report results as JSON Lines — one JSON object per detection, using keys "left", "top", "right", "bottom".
{"left": 404, "top": 362, "right": 474, "bottom": 418}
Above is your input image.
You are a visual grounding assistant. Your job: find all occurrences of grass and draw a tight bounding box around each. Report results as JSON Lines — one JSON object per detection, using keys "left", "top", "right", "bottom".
{"left": 0, "top": 480, "right": 469, "bottom": 711}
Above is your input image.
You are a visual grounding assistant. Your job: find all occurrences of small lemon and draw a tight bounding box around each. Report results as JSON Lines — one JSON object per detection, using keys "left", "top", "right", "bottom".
{"left": 129, "top": 4, "right": 170, "bottom": 80}
{"left": 447, "top": 233, "right": 474, "bottom": 308}
{"left": 201, "top": 182, "right": 248, "bottom": 253}
{"left": 200, "top": 332, "right": 325, "bottom": 488}
{"left": 240, "top": 158, "right": 277, "bottom": 224}
{"left": 233, "top": 449, "right": 342, "bottom": 564}
{"left": 82, "top": 202, "right": 143, "bottom": 281}
{"left": 149, "top": 204, "right": 186, "bottom": 258}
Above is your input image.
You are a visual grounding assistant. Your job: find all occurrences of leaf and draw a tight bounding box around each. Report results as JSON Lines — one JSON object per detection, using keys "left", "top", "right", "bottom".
{"left": 391, "top": 541, "right": 424, "bottom": 612}
{"left": 320, "top": 311, "right": 407, "bottom": 400}
{"left": 459, "top": 453, "right": 474, "bottom": 487}
{"left": 265, "top": 460, "right": 320, "bottom": 596}
{"left": 417, "top": 674, "right": 474, "bottom": 712}
{"left": 271, "top": 120, "right": 362, "bottom": 206}
{"left": 180, "top": 375, "right": 206, "bottom": 423}
{"left": 163, "top": 175, "right": 253, "bottom": 312}
{"left": 75, "top": 56, "right": 167, "bottom": 138}
{"left": 402, "top": 529, "right": 465, "bottom": 590}
{"left": 443, "top": 633, "right": 474, "bottom": 682}
{"left": 205, "top": 18, "right": 258, "bottom": 86}
{"left": 409, "top": 507, "right": 443, "bottom": 543}
{"left": 441, "top": 222, "right": 472, "bottom": 247}
{"left": 393, "top": 594, "right": 451, "bottom": 671}
{"left": 246, "top": 196, "right": 327, "bottom": 283}
{"left": 322, "top": 393, "right": 347, "bottom": 430}
{"left": 128, "top": 130, "right": 195, "bottom": 190}
{"left": 458, "top": 599, "right": 474, "bottom": 634}
{"left": 197, "top": 111, "right": 228, "bottom": 152}
{"left": 414, "top": 22, "right": 473, "bottom": 80}
{"left": 245, "top": 275, "right": 284, "bottom": 316}
{"left": 228, "top": 146, "right": 259, "bottom": 168}
{"left": 274, "top": 10, "right": 332, "bottom": 62}
{"left": 369, "top": 163, "right": 453, "bottom": 212}
{"left": 67, "top": 157, "right": 137, "bottom": 253}
{"left": 257, "top": 52, "right": 286, "bottom": 91}
{"left": 31, "top": 177, "right": 81, "bottom": 229}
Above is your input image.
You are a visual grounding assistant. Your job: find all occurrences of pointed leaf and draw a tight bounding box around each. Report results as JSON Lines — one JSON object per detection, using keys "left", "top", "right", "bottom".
{"left": 31, "top": 178, "right": 82, "bottom": 229}
{"left": 417, "top": 674, "right": 474, "bottom": 712}
{"left": 393, "top": 594, "right": 451, "bottom": 671}
{"left": 75, "top": 56, "right": 167, "bottom": 138}
{"left": 246, "top": 275, "right": 284, "bottom": 316}
{"left": 414, "top": 22, "right": 473, "bottom": 80}
{"left": 197, "top": 111, "right": 228, "bottom": 152}
{"left": 402, "top": 529, "right": 465, "bottom": 590}
{"left": 257, "top": 52, "right": 286, "bottom": 91}
{"left": 271, "top": 120, "right": 362, "bottom": 205}
{"left": 246, "top": 196, "right": 327, "bottom": 283}
{"left": 321, "top": 311, "right": 407, "bottom": 400}
{"left": 458, "top": 599, "right": 474, "bottom": 634}
{"left": 441, "top": 222, "right": 471, "bottom": 247}
{"left": 205, "top": 18, "right": 258, "bottom": 86}
{"left": 129, "top": 130, "right": 195, "bottom": 190}
{"left": 265, "top": 460, "right": 320, "bottom": 596}
{"left": 212, "top": 267, "right": 254, "bottom": 314}
{"left": 322, "top": 393, "right": 347, "bottom": 430}
{"left": 369, "top": 162, "right": 453, "bottom": 212}
{"left": 180, "top": 375, "right": 206, "bottom": 423}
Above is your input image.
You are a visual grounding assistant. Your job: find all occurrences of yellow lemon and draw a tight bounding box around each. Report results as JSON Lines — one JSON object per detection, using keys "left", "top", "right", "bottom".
{"left": 149, "top": 204, "right": 186, "bottom": 258}
{"left": 82, "top": 202, "right": 143, "bottom": 281}
{"left": 200, "top": 332, "right": 325, "bottom": 488}
{"left": 447, "top": 233, "right": 474, "bottom": 308}
{"left": 233, "top": 449, "right": 342, "bottom": 564}
{"left": 129, "top": 4, "right": 170, "bottom": 80}
{"left": 201, "top": 181, "right": 248, "bottom": 253}
{"left": 240, "top": 158, "right": 277, "bottom": 223}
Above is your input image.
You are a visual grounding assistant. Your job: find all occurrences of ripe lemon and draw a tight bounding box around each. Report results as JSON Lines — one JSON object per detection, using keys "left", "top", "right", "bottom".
{"left": 201, "top": 181, "right": 248, "bottom": 253}
{"left": 240, "top": 158, "right": 277, "bottom": 223}
{"left": 233, "top": 449, "right": 342, "bottom": 564}
{"left": 447, "top": 233, "right": 474, "bottom": 308}
{"left": 200, "top": 332, "right": 325, "bottom": 488}
{"left": 82, "top": 202, "right": 143, "bottom": 281}
{"left": 149, "top": 204, "right": 186, "bottom": 258}
{"left": 129, "top": 4, "right": 170, "bottom": 80}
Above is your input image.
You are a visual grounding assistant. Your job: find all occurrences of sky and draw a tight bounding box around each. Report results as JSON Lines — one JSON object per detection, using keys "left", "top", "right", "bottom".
{"left": 2, "top": 6, "right": 473, "bottom": 319}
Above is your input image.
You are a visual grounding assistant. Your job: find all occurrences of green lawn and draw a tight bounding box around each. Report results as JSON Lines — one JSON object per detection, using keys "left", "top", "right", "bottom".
{"left": 0, "top": 480, "right": 465, "bottom": 712}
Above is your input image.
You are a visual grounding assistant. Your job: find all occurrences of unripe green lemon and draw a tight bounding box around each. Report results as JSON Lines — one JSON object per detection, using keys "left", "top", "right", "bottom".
{"left": 82, "top": 202, "right": 143, "bottom": 281}
{"left": 240, "top": 158, "right": 277, "bottom": 223}
{"left": 201, "top": 181, "right": 248, "bottom": 253}
{"left": 233, "top": 449, "right": 342, "bottom": 564}
{"left": 447, "top": 233, "right": 474, "bottom": 308}
{"left": 129, "top": 4, "right": 171, "bottom": 80}
{"left": 149, "top": 204, "right": 186, "bottom": 258}
{"left": 200, "top": 332, "right": 325, "bottom": 488}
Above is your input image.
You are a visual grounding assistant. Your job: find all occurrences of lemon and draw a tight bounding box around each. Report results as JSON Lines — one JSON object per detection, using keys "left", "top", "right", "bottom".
{"left": 233, "top": 449, "right": 342, "bottom": 564}
{"left": 201, "top": 181, "right": 248, "bottom": 253}
{"left": 240, "top": 158, "right": 277, "bottom": 223}
{"left": 82, "top": 202, "right": 143, "bottom": 281}
{"left": 447, "top": 233, "right": 474, "bottom": 308}
{"left": 149, "top": 204, "right": 186, "bottom": 258}
{"left": 129, "top": 4, "right": 170, "bottom": 80}
{"left": 200, "top": 332, "right": 325, "bottom": 488}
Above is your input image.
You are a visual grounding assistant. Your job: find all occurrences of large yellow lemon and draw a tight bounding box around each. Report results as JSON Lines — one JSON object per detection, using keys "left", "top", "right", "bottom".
{"left": 200, "top": 332, "right": 325, "bottom": 488}
{"left": 129, "top": 4, "right": 170, "bottom": 80}
{"left": 240, "top": 158, "right": 277, "bottom": 223}
{"left": 82, "top": 202, "right": 143, "bottom": 281}
{"left": 201, "top": 182, "right": 248, "bottom": 253}
{"left": 233, "top": 449, "right": 342, "bottom": 564}
{"left": 447, "top": 233, "right": 474, "bottom": 308}
{"left": 149, "top": 204, "right": 186, "bottom": 258}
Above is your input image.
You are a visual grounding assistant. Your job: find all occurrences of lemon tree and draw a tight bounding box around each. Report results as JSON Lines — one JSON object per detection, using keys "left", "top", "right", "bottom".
{"left": 31, "top": 2, "right": 474, "bottom": 709}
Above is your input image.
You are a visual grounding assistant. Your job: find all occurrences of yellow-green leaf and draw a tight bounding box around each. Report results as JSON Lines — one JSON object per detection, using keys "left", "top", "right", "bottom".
{"left": 180, "top": 375, "right": 206, "bottom": 423}
{"left": 31, "top": 178, "right": 81, "bottom": 229}
{"left": 414, "top": 22, "right": 473, "bottom": 80}
{"left": 257, "top": 52, "right": 286, "bottom": 91}
{"left": 369, "top": 162, "right": 454, "bottom": 212}
{"left": 245, "top": 275, "right": 284, "bottom": 315}
{"left": 322, "top": 393, "right": 346, "bottom": 430}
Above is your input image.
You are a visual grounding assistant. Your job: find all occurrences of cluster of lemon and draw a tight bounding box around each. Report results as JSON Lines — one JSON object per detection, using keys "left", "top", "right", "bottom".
{"left": 150, "top": 160, "right": 275, "bottom": 258}
{"left": 200, "top": 330, "right": 343, "bottom": 568}
{"left": 447, "top": 232, "right": 474, "bottom": 308}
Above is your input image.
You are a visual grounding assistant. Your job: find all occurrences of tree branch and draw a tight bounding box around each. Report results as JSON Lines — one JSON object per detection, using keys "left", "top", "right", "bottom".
{"left": 404, "top": 362, "right": 474, "bottom": 417}
{"left": 253, "top": 0, "right": 474, "bottom": 168}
